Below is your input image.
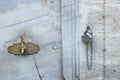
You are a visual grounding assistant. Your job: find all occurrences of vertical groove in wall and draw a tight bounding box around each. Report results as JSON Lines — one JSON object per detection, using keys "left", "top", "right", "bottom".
{"left": 103, "top": 0, "right": 106, "bottom": 80}
{"left": 59, "top": 0, "right": 65, "bottom": 80}
{"left": 61, "top": 0, "right": 82, "bottom": 79}
{"left": 71, "top": 0, "right": 75, "bottom": 79}
{"left": 71, "top": 0, "right": 74, "bottom": 79}
{"left": 77, "top": 0, "right": 81, "bottom": 80}
{"left": 74, "top": 0, "right": 77, "bottom": 79}
{"left": 72, "top": 0, "right": 81, "bottom": 80}
{"left": 79, "top": 1, "right": 83, "bottom": 80}
{"left": 71, "top": 0, "right": 77, "bottom": 79}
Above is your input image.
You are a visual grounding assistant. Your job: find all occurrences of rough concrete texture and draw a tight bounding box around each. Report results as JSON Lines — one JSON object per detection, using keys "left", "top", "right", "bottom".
{"left": 82, "top": 0, "right": 120, "bottom": 80}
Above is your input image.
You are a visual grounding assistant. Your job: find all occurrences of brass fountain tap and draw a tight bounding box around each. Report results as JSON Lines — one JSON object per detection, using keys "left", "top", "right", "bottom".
{"left": 20, "top": 35, "right": 27, "bottom": 54}
{"left": 7, "top": 35, "right": 40, "bottom": 55}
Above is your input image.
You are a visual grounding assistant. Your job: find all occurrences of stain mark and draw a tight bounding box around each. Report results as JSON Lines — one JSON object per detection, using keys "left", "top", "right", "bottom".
{"left": 33, "top": 56, "right": 43, "bottom": 80}
{"left": 113, "top": 70, "right": 116, "bottom": 72}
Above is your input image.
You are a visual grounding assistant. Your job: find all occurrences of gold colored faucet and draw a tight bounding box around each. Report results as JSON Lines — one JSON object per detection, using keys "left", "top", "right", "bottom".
{"left": 20, "top": 35, "right": 27, "bottom": 54}
{"left": 7, "top": 35, "right": 40, "bottom": 55}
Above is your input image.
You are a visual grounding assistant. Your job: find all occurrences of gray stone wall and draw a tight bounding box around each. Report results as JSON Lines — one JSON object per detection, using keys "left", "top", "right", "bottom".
{"left": 0, "top": 0, "right": 119, "bottom": 80}
{"left": 81, "top": 0, "right": 120, "bottom": 80}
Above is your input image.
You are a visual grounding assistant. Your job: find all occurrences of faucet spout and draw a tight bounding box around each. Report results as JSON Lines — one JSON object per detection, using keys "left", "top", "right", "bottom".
{"left": 20, "top": 35, "right": 27, "bottom": 54}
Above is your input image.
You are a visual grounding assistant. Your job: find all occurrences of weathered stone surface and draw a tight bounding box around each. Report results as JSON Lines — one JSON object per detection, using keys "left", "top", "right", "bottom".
{"left": 83, "top": 0, "right": 104, "bottom": 3}
{"left": 61, "top": 10, "right": 82, "bottom": 79}
{"left": 0, "top": 0, "right": 120, "bottom": 80}
{"left": 0, "top": 54, "right": 40, "bottom": 80}
{"left": 34, "top": 42, "right": 62, "bottom": 80}
{"left": 106, "top": 0, "right": 120, "bottom": 3}
{"left": 62, "top": 6, "right": 72, "bottom": 21}
{"left": 105, "top": 34, "right": 120, "bottom": 80}
{"left": 83, "top": 33, "right": 104, "bottom": 80}
{"left": 0, "top": 0, "right": 49, "bottom": 29}
{"left": 60, "top": 19, "right": 73, "bottom": 80}
{"left": 81, "top": 4, "right": 104, "bottom": 33}
{"left": 0, "top": 0, "right": 62, "bottom": 80}
{"left": 61, "top": 0, "right": 80, "bottom": 7}
{"left": 106, "top": 4, "right": 120, "bottom": 33}
{"left": 82, "top": 1, "right": 120, "bottom": 80}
